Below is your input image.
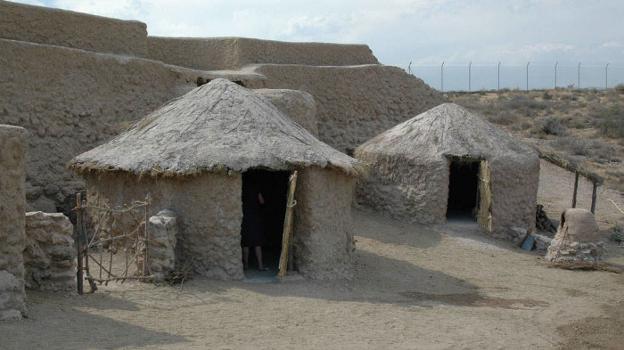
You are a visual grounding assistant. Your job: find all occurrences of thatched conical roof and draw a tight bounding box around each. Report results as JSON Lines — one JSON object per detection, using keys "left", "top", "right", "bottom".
{"left": 69, "top": 79, "right": 360, "bottom": 176}
{"left": 356, "top": 103, "right": 536, "bottom": 161}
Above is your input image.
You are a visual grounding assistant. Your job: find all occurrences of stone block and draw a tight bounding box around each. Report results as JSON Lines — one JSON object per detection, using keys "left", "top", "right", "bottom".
{"left": 23, "top": 211, "right": 76, "bottom": 292}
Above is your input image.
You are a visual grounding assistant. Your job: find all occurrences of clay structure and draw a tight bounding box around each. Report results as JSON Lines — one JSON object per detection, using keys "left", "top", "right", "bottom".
{"left": 355, "top": 103, "right": 540, "bottom": 243}
{"left": 69, "top": 80, "right": 360, "bottom": 280}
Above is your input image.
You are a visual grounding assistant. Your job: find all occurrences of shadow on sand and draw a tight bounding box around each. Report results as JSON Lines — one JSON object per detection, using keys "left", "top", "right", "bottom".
{"left": 0, "top": 292, "right": 188, "bottom": 350}
{"left": 352, "top": 207, "right": 443, "bottom": 249}
{"left": 185, "top": 248, "right": 547, "bottom": 310}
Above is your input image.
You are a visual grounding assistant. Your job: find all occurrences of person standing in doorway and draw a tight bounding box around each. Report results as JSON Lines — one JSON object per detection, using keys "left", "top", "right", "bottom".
{"left": 241, "top": 172, "right": 268, "bottom": 271}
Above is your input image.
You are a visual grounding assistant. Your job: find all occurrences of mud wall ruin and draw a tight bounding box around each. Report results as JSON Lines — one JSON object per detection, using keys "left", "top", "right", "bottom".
{"left": 0, "top": 125, "right": 27, "bottom": 321}
{"left": 23, "top": 212, "right": 76, "bottom": 291}
{"left": 147, "top": 36, "right": 379, "bottom": 71}
{"left": 0, "top": 38, "right": 205, "bottom": 212}
{"left": 255, "top": 89, "right": 319, "bottom": 136}
{"left": 245, "top": 64, "right": 444, "bottom": 153}
{"left": 0, "top": 0, "right": 148, "bottom": 56}
{"left": 0, "top": 0, "right": 443, "bottom": 217}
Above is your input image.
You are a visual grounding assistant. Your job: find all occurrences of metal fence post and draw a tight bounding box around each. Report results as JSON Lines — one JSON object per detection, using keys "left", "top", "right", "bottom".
{"left": 605, "top": 63, "right": 610, "bottom": 89}
{"left": 468, "top": 61, "right": 472, "bottom": 92}
{"left": 440, "top": 61, "right": 445, "bottom": 92}
{"left": 497, "top": 62, "right": 501, "bottom": 90}
{"left": 554, "top": 61, "right": 558, "bottom": 89}
{"left": 577, "top": 62, "right": 581, "bottom": 89}
{"left": 526, "top": 62, "right": 530, "bottom": 91}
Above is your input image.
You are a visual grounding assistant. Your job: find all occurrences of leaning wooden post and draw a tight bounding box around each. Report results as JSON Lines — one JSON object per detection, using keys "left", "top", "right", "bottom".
{"left": 75, "top": 193, "right": 84, "bottom": 295}
{"left": 571, "top": 172, "right": 579, "bottom": 208}
{"left": 590, "top": 181, "right": 598, "bottom": 214}
{"left": 80, "top": 195, "right": 97, "bottom": 292}
{"left": 278, "top": 171, "right": 298, "bottom": 278}
{"left": 142, "top": 194, "right": 150, "bottom": 277}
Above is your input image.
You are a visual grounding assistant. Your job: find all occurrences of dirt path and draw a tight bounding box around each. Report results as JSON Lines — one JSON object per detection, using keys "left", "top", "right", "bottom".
{"left": 538, "top": 159, "right": 624, "bottom": 229}
{"left": 538, "top": 159, "right": 624, "bottom": 266}
{"left": 2, "top": 208, "right": 622, "bottom": 349}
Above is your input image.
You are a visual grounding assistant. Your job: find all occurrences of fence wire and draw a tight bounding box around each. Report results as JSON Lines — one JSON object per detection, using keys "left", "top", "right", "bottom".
{"left": 407, "top": 62, "right": 624, "bottom": 92}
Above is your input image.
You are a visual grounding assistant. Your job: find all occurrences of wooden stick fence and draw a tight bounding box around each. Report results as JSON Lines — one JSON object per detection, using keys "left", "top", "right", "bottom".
{"left": 74, "top": 194, "right": 153, "bottom": 294}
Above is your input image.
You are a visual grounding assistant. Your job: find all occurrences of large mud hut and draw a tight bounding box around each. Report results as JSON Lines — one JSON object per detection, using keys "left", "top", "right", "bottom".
{"left": 69, "top": 79, "right": 361, "bottom": 280}
{"left": 355, "top": 103, "right": 539, "bottom": 243}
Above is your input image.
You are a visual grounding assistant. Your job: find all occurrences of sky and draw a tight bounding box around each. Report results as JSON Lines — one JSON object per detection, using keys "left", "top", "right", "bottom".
{"left": 13, "top": 0, "right": 624, "bottom": 90}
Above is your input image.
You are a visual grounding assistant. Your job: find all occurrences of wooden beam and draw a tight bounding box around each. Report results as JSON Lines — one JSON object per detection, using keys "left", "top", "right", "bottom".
{"left": 591, "top": 182, "right": 598, "bottom": 214}
{"left": 537, "top": 148, "right": 603, "bottom": 185}
{"left": 572, "top": 172, "right": 579, "bottom": 208}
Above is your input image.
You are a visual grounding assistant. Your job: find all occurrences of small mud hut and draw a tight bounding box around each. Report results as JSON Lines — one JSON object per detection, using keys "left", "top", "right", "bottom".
{"left": 355, "top": 103, "right": 539, "bottom": 243}
{"left": 545, "top": 208, "right": 605, "bottom": 267}
{"left": 69, "top": 79, "right": 360, "bottom": 280}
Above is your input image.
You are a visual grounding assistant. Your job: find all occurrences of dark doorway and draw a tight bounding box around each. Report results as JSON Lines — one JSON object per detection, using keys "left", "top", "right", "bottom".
{"left": 447, "top": 158, "right": 480, "bottom": 220}
{"left": 241, "top": 169, "right": 290, "bottom": 274}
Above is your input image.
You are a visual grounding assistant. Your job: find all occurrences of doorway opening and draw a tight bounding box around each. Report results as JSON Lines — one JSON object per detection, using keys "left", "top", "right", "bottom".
{"left": 446, "top": 157, "right": 480, "bottom": 220}
{"left": 241, "top": 169, "right": 290, "bottom": 275}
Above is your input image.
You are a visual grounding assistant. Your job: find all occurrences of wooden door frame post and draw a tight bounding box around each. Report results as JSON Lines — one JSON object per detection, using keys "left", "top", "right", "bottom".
{"left": 278, "top": 171, "right": 298, "bottom": 278}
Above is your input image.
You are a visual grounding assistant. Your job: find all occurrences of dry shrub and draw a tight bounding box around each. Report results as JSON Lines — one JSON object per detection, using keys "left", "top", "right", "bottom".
{"left": 615, "top": 84, "right": 624, "bottom": 94}
{"left": 594, "top": 105, "right": 624, "bottom": 138}
{"left": 536, "top": 117, "right": 567, "bottom": 136}
{"left": 504, "top": 95, "right": 550, "bottom": 111}
{"left": 551, "top": 137, "right": 617, "bottom": 163}
{"left": 488, "top": 113, "right": 519, "bottom": 126}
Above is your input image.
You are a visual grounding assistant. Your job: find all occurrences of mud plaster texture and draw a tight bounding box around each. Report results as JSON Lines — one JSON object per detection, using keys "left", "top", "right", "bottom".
{"left": 245, "top": 64, "right": 445, "bottom": 153}
{"left": 82, "top": 167, "right": 356, "bottom": 280}
{"left": 84, "top": 173, "right": 244, "bottom": 280}
{"left": 147, "top": 210, "right": 178, "bottom": 282}
{"left": 545, "top": 208, "right": 607, "bottom": 266}
{"left": 294, "top": 167, "right": 355, "bottom": 279}
{"left": 355, "top": 104, "right": 539, "bottom": 244}
{"left": 147, "top": 37, "right": 378, "bottom": 71}
{"left": 255, "top": 89, "right": 319, "bottom": 136}
{"left": 23, "top": 211, "right": 76, "bottom": 292}
{"left": 0, "top": 38, "right": 212, "bottom": 212}
{"left": 0, "top": 0, "right": 148, "bottom": 56}
{"left": 0, "top": 125, "right": 27, "bottom": 321}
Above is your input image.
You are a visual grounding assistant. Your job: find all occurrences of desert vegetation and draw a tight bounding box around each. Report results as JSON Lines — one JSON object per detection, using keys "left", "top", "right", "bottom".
{"left": 450, "top": 87, "right": 624, "bottom": 190}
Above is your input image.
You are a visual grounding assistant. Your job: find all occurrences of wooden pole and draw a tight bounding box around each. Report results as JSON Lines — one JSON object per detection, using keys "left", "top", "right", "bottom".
{"left": 78, "top": 194, "right": 97, "bottom": 293}
{"left": 572, "top": 172, "right": 579, "bottom": 208}
{"left": 143, "top": 194, "right": 150, "bottom": 277}
{"left": 591, "top": 182, "right": 598, "bottom": 214}
{"left": 75, "top": 193, "right": 84, "bottom": 295}
{"left": 278, "top": 171, "right": 298, "bottom": 278}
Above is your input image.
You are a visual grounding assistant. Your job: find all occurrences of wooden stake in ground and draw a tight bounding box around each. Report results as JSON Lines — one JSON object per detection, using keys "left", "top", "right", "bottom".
{"left": 75, "top": 193, "right": 84, "bottom": 295}
{"left": 278, "top": 171, "right": 298, "bottom": 278}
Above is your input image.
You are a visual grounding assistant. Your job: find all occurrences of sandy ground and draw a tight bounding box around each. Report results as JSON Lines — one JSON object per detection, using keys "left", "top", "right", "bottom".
{"left": 1, "top": 162, "right": 623, "bottom": 349}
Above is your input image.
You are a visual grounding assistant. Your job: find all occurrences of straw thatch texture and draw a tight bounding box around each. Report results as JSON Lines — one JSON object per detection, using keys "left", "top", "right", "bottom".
{"left": 356, "top": 103, "right": 539, "bottom": 243}
{"left": 69, "top": 79, "right": 360, "bottom": 177}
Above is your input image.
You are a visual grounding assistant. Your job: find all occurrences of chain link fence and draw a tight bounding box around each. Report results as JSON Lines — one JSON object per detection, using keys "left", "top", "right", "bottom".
{"left": 407, "top": 62, "right": 624, "bottom": 92}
